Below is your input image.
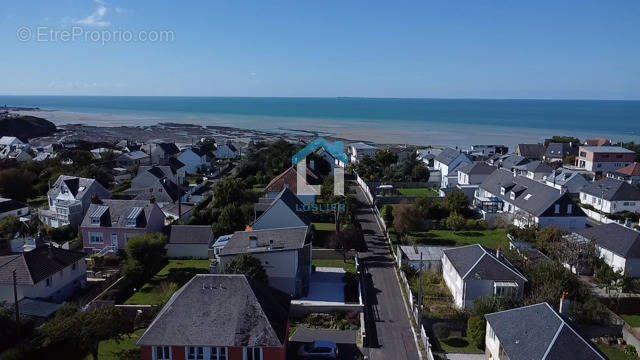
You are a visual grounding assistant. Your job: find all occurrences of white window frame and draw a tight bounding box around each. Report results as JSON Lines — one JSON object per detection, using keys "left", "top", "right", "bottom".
{"left": 209, "top": 347, "right": 228, "bottom": 360}
{"left": 554, "top": 204, "right": 560, "bottom": 214}
{"left": 89, "top": 232, "right": 104, "bottom": 244}
{"left": 567, "top": 204, "right": 572, "bottom": 214}
{"left": 186, "top": 346, "right": 204, "bottom": 360}
{"left": 243, "top": 347, "right": 262, "bottom": 360}
{"left": 154, "top": 346, "right": 171, "bottom": 360}
{"left": 90, "top": 217, "right": 101, "bottom": 225}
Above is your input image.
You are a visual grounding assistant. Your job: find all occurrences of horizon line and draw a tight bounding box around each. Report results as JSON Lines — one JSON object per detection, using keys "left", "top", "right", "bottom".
{"left": 1, "top": 94, "right": 640, "bottom": 102}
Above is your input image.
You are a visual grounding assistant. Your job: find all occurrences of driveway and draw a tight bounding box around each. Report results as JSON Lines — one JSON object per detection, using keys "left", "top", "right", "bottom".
{"left": 353, "top": 185, "right": 421, "bottom": 360}
{"left": 289, "top": 326, "right": 362, "bottom": 360}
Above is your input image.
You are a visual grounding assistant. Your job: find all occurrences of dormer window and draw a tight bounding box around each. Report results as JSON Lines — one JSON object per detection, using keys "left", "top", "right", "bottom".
{"left": 500, "top": 187, "right": 506, "bottom": 195}
{"left": 510, "top": 192, "right": 515, "bottom": 200}
{"left": 126, "top": 207, "right": 144, "bottom": 227}
{"left": 91, "top": 217, "right": 100, "bottom": 225}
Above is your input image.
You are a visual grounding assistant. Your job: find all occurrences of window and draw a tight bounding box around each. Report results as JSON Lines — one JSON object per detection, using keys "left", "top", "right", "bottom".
{"left": 524, "top": 194, "right": 532, "bottom": 200}
{"left": 46, "top": 277, "right": 52, "bottom": 287}
{"left": 187, "top": 347, "right": 204, "bottom": 360}
{"left": 554, "top": 204, "right": 560, "bottom": 214}
{"left": 154, "top": 346, "right": 171, "bottom": 360}
{"left": 580, "top": 151, "right": 587, "bottom": 157}
{"left": 89, "top": 232, "right": 104, "bottom": 244}
{"left": 500, "top": 187, "right": 506, "bottom": 195}
{"left": 244, "top": 347, "right": 262, "bottom": 360}
{"left": 624, "top": 202, "right": 630, "bottom": 206}
{"left": 631, "top": 202, "right": 636, "bottom": 206}
{"left": 210, "top": 347, "right": 227, "bottom": 360}
{"left": 72, "top": 262, "right": 77, "bottom": 271}
{"left": 90, "top": 217, "right": 101, "bottom": 225}
{"left": 567, "top": 204, "right": 573, "bottom": 214}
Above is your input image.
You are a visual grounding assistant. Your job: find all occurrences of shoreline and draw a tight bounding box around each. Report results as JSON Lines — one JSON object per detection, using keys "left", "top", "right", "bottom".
{"left": 13, "top": 108, "right": 640, "bottom": 149}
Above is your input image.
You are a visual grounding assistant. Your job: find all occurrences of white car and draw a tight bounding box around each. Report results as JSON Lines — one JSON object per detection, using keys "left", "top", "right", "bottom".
{"left": 297, "top": 341, "right": 339, "bottom": 359}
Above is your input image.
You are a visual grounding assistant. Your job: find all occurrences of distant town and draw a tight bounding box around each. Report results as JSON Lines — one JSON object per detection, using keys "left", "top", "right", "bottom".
{"left": 1, "top": 113, "right": 640, "bottom": 360}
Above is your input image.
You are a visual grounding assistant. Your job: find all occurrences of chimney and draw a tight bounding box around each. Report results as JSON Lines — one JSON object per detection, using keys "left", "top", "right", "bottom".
{"left": 91, "top": 194, "right": 102, "bottom": 205}
{"left": 269, "top": 239, "right": 274, "bottom": 250}
{"left": 559, "top": 292, "right": 571, "bottom": 316}
{"left": 249, "top": 236, "right": 257, "bottom": 248}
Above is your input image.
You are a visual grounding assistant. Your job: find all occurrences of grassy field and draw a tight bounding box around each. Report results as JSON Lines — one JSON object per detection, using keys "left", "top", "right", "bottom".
{"left": 90, "top": 328, "right": 146, "bottom": 360}
{"left": 409, "top": 230, "right": 509, "bottom": 250}
{"left": 438, "top": 337, "right": 483, "bottom": 354}
{"left": 397, "top": 188, "right": 439, "bottom": 197}
{"left": 598, "top": 344, "right": 636, "bottom": 360}
{"left": 125, "top": 260, "right": 211, "bottom": 305}
{"left": 621, "top": 314, "right": 640, "bottom": 327}
{"left": 313, "top": 222, "right": 338, "bottom": 231}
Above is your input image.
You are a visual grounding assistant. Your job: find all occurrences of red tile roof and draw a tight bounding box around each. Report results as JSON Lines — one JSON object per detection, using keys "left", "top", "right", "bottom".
{"left": 617, "top": 162, "right": 640, "bottom": 176}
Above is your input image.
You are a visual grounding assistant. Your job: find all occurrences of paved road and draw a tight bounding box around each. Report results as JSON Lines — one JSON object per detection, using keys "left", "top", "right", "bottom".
{"left": 354, "top": 186, "right": 421, "bottom": 360}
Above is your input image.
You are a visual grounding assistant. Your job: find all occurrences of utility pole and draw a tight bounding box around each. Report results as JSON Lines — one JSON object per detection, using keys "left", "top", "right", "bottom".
{"left": 417, "top": 252, "right": 423, "bottom": 331}
{"left": 12, "top": 270, "right": 20, "bottom": 338}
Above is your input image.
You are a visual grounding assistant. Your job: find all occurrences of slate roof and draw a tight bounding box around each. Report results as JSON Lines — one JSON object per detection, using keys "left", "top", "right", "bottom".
{"left": 580, "top": 178, "right": 640, "bottom": 201}
{"left": 0, "top": 245, "right": 85, "bottom": 285}
{"left": 485, "top": 303, "right": 606, "bottom": 360}
{"left": 187, "top": 147, "right": 207, "bottom": 157}
{"left": 545, "top": 143, "right": 579, "bottom": 159}
{"left": 81, "top": 199, "right": 158, "bottom": 228}
{"left": 133, "top": 178, "right": 182, "bottom": 203}
{"left": 516, "top": 144, "right": 546, "bottom": 159}
{"left": 443, "top": 244, "right": 526, "bottom": 281}
{"left": 220, "top": 226, "right": 309, "bottom": 256}
{"left": 616, "top": 162, "right": 640, "bottom": 177}
{"left": 577, "top": 223, "right": 640, "bottom": 258}
{"left": 0, "top": 197, "right": 27, "bottom": 214}
{"left": 350, "top": 142, "right": 377, "bottom": 150}
{"left": 480, "top": 169, "right": 585, "bottom": 217}
{"left": 500, "top": 155, "right": 529, "bottom": 171}
{"left": 435, "top": 147, "right": 470, "bottom": 166}
{"left": 265, "top": 166, "right": 321, "bottom": 194}
{"left": 400, "top": 245, "right": 451, "bottom": 262}
{"left": 523, "top": 160, "right": 553, "bottom": 174}
{"left": 49, "top": 175, "right": 106, "bottom": 200}
{"left": 121, "top": 150, "right": 149, "bottom": 160}
{"left": 546, "top": 168, "right": 587, "bottom": 187}
{"left": 254, "top": 187, "right": 312, "bottom": 226}
{"left": 156, "top": 142, "right": 180, "bottom": 155}
{"left": 137, "top": 274, "right": 290, "bottom": 347}
{"left": 169, "top": 225, "right": 214, "bottom": 245}
{"left": 457, "top": 162, "right": 496, "bottom": 175}
{"left": 584, "top": 138, "right": 611, "bottom": 147}
{"left": 168, "top": 157, "right": 185, "bottom": 172}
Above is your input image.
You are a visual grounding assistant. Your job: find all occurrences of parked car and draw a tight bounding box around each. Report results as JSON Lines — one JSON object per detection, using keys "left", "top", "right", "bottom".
{"left": 297, "top": 341, "right": 339, "bottom": 359}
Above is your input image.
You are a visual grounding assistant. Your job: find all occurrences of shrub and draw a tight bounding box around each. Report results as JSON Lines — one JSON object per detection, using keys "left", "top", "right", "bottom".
{"left": 446, "top": 212, "right": 465, "bottom": 232}
{"left": 433, "top": 323, "right": 451, "bottom": 339}
{"left": 624, "top": 345, "right": 638, "bottom": 358}
{"left": 467, "top": 315, "right": 486, "bottom": 349}
{"left": 381, "top": 204, "right": 394, "bottom": 225}
{"left": 103, "top": 254, "right": 120, "bottom": 267}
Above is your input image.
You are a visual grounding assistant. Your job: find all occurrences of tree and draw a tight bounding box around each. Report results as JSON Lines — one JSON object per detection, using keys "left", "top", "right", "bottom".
{"left": 329, "top": 226, "right": 359, "bottom": 262}
{"left": 392, "top": 203, "right": 422, "bottom": 237}
{"left": 563, "top": 155, "right": 576, "bottom": 165}
{"left": 197, "top": 137, "right": 217, "bottom": 153}
{"left": 321, "top": 176, "right": 335, "bottom": 203}
{"left": 446, "top": 212, "right": 465, "bottom": 233}
{"left": 124, "top": 233, "right": 167, "bottom": 285}
{"left": 467, "top": 315, "right": 486, "bottom": 349}
{"left": 411, "top": 164, "right": 429, "bottom": 182}
{"left": 375, "top": 149, "right": 398, "bottom": 169}
{"left": 471, "top": 295, "right": 521, "bottom": 317}
{"left": 0, "top": 168, "right": 37, "bottom": 202}
{"left": 535, "top": 226, "right": 565, "bottom": 254}
{"left": 443, "top": 191, "right": 470, "bottom": 215}
{"left": 544, "top": 136, "right": 581, "bottom": 147}
{"left": 213, "top": 177, "right": 248, "bottom": 208}
{"left": 223, "top": 254, "right": 268, "bottom": 284}
{"left": 214, "top": 204, "right": 246, "bottom": 235}
{"left": 381, "top": 204, "right": 394, "bottom": 225}
{"left": 41, "top": 305, "right": 132, "bottom": 360}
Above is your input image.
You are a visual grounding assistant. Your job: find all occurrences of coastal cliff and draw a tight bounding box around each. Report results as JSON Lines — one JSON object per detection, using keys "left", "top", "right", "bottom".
{"left": 0, "top": 115, "right": 57, "bottom": 140}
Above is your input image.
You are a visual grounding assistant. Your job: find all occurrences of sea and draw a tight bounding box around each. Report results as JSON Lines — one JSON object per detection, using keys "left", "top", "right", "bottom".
{"left": 1, "top": 95, "right": 639, "bottom": 148}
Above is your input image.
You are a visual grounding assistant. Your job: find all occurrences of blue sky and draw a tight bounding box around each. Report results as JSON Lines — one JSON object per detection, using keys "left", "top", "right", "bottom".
{"left": 1, "top": 0, "right": 639, "bottom": 99}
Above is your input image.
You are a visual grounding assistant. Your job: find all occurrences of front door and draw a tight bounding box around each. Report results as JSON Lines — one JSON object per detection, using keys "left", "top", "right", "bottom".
{"left": 111, "top": 234, "right": 118, "bottom": 251}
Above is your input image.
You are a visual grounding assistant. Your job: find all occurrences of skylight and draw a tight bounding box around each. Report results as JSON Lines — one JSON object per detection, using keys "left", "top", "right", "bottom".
{"left": 524, "top": 194, "right": 533, "bottom": 200}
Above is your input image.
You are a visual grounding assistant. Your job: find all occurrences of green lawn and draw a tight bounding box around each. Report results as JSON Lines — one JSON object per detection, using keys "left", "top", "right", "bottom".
{"left": 598, "top": 344, "right": 636, "bottom": 360}
{"left": 125, "top": 260, "right": 211, "bottom": 305}
{"left": 313, "top": 259, "right": 357, "bottom": 274}
{"left": 438, "top": 337, "right": 483, "bottom": 354}
{"left": 397, "top": 188, "right": 439, "bottom": 197}
{"left": 91, "top": 328, "right": 145, "bottom": 360}
{"left": 313, "top": 222, "right": 338, "bottom": 231}
{"left": 252, "top": 184, "right": 265, "bottom": 193}
{"left": 409, "top": 230, "right": 509, "bottom": 250}
{"left": 622, "top": 314, "right": 640, "bottom": 327}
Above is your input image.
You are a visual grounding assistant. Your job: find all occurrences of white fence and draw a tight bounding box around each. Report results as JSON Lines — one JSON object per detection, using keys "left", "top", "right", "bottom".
{"left": 582, "top": 207, "right": 620, "bottom": 225}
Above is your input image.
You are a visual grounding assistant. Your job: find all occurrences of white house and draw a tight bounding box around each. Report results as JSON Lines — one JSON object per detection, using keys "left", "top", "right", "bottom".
{"left": 433, "top": 147, "right": 472, "bottom": 195}
{"left": 177, "top": 147, "right": 209, "bottom": 174}
{"left": 475, "top": 169, "right": 586, "bottom": 230}
{"left": 0, "top": 245, "right": 87, "bottom": 305}
{"left": 218, "top": 226, "right": 311, "bottom": 297}
{"left": 570, "top": 223, "right": 640, "bottom": 277}
{"left": 348, "top": 142, "right": 378, "bottom": 164}
{"left": 252, "top": 187, "right": 311, "bottom": 232}
{"left": 516, "top": 160, "right": 553, "bottom": 181}
{"left": 485, "top": 302, "right": 606, "bottom": 360}
{"left": 0, "top": 197, "right": 28, "bottom": 220}
{"left": 455, "top": 162, "right": 496, "bottom": 200}
{"left": 39, "top": 175, "right": 111, "bottom": 228}
{"left": 579, "top": 178, "right": 640, "bottom": 215}
{"left": 544, "top": 168, "right": 590, "bottom": 195}
{"left": 442, "top": 244, "right": 527, "bottom": 309}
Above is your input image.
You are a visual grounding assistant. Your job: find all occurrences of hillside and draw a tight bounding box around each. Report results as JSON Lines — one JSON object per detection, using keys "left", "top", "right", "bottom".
{"left": 0, "top": 115, "right": 57, "bottom": 140}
